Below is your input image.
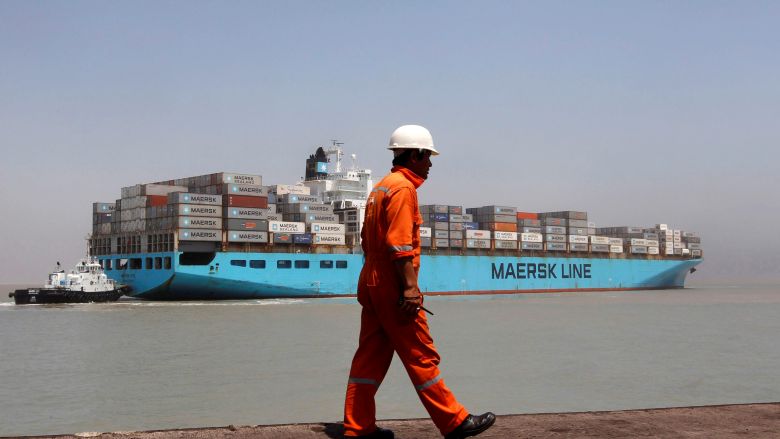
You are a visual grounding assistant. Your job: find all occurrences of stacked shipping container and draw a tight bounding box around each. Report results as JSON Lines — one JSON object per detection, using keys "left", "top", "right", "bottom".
{"left": 90, "top": 172, "right": 701, "bottom": 259}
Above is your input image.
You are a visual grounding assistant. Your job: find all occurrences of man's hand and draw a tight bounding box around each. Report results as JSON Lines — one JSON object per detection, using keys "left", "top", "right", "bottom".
{"left": 394, "top": 257, "right": 423, "bottom": 316}
{"left": 400, "top": 285, "right": 423, "bottom": 315}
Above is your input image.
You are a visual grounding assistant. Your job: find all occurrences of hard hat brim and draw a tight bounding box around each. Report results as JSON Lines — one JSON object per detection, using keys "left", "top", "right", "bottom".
{"left": 388, "top": 146, "right": 439, "bottom": 156}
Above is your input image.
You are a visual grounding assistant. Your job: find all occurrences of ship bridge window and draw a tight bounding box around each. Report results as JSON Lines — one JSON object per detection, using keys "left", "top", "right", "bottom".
{"left": 154, "top": 257, "right": 162, "bottom": 269}
{"left": 180, "top": 252, "right": 216, "bottom": 266}
{"left": 130, "top": 258, "right": 142, "bottom": 269}
{"left": 104, "top": 259, "right": 112, "bottom": 270}
{"left": 145, "top": 258, "right": 153, "bottom": 270}
{"left": 164, "top": 257, "right": 172, "bottom": 270}
{"left": 277, "top": 260, "right": 292, "bottom": 269}
{"left": 231, "top": 260, "right": 247, "bottom": 267}
{"left": 294, "top": 260, "right": 310, "bottom": 269}
{"left": 117, "top": 259, "right": 128, "bottom": 270}
{"left": 336, "top": 260, "right": 348, "bottom": 269}
{"left": 250, "top": 260, "right": 266, "bottom": 269}
{"left": 320, "top": 260, "right": 333, "bottom": 269}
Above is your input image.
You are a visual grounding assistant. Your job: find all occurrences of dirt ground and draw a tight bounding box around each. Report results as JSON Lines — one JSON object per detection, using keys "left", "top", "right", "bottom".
{"left": 16, "top": 403, "right": 780, "bottom": 439}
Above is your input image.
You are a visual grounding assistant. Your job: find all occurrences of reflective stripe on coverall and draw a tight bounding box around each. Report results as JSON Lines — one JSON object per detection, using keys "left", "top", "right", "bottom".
{"left": 343, "top": 166, "right": 468, "bottom": 437}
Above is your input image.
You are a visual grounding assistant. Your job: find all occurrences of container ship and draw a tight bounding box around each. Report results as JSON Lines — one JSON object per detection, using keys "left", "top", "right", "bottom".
{"left": 89, "top": 143, "right": 703, "bottom": 300}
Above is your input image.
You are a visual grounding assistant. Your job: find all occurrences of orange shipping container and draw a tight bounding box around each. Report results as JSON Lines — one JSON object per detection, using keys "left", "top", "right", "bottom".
{"left": 146, "top": 195, "right": 168, "bottom": 207}
{"left": 487, "top": 222, "right": 518, "bottom": 232}
{"left": 223, "top": 195, "right": 268, "bottom": 208}
{"left": 516, "top": 212, "right": 538, "bottom": 220}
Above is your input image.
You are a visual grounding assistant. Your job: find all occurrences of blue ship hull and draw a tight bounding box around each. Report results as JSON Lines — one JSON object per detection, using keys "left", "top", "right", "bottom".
{"left": 100, "top": 252, "right": 703, "bottom": 300}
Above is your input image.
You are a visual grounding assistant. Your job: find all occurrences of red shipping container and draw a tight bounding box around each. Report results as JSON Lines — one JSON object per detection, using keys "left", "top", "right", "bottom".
{"left": 487, "top": 222, "right": 518, "bottom": 232}
{"left": 516, "top": 212, "right": 538, "bottom": 220}
{"left": 223, "top": 195, "right": 268, "bottom": 208}
{"left": 146, "top": 195, "right": 168, "bottom": 207}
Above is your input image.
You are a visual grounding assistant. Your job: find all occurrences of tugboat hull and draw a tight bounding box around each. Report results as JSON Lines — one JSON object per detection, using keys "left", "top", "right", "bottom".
{"left": 9, "top": 288, "right": 124, "bottom": 305}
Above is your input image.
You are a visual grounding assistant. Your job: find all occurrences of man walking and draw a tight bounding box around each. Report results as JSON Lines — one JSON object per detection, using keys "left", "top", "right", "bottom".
{"left": 343, "top": 125, "right": 495, "bottom": 438}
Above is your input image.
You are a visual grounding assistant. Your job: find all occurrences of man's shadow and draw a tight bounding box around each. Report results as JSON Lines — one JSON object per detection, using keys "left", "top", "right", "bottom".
{"left": 321, "top": 422, "right": 344, "bottom": 438}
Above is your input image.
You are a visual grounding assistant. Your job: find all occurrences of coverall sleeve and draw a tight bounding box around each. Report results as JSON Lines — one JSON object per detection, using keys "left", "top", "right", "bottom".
{"left": 385, "top": 187, "right": 416, "bottom": 260}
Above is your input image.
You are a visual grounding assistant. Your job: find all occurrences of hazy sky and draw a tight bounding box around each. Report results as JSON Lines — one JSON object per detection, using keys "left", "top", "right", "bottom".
{"left": 1, "top": 1, "right": 778, "bottom": 283}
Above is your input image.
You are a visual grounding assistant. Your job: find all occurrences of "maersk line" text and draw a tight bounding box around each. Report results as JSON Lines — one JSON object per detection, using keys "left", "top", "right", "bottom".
{"left": 491, "top": 262, "right": 592, "bottom": 279}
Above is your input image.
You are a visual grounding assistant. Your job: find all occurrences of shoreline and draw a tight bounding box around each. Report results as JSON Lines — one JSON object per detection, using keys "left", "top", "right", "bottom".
{"left": 11, "top": 402, "right": 780, "bottom": 438}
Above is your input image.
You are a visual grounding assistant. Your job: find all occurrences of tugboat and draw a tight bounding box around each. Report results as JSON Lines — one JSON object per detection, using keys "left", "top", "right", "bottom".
{"left": 9, "top": 258, "right": 126, "bottom": 304}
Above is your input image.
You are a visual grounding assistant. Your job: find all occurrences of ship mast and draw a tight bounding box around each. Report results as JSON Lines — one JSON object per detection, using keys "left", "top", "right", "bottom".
{"left": 324, "top": 140, "right": 344, "bottom": 173}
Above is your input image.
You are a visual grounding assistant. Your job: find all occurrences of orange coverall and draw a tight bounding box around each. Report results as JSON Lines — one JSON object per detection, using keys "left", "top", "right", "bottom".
{"left": 343, "top": 166, "right": 468, "bottom": 437}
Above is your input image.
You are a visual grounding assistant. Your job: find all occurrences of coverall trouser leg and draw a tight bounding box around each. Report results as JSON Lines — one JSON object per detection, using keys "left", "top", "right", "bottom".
{"left": 344, "top": 285, "right": 468, "bottom": 437}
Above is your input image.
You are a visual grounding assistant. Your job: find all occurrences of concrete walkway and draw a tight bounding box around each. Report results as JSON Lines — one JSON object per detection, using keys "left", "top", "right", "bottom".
{"left": 17, "top": 403, "right": 780, "bottom": 439}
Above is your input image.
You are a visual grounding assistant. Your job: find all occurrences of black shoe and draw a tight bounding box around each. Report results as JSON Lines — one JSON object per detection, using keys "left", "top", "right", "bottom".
{"left": 358, "top": 426, "right": 394, "bottom": 438}
{"left": 445, "top": 412, "right": 496, "bottom": 439}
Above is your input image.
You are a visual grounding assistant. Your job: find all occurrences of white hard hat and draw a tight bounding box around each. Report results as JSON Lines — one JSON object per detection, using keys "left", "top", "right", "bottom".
{"left": 388, "top": 125, "right": 439, "bottom": 156}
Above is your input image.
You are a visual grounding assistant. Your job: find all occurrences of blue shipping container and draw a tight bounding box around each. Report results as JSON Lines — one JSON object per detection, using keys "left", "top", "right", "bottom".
{"left": 432, "top": 213, "right": 449, "bottom": 222}
{"left": 293, "top": 233, "right": 313, "bottom": 244}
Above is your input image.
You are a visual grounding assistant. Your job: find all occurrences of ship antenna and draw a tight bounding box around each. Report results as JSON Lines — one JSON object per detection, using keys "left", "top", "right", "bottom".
{"left": 326, "top": 140, "right": 344, "bottom": 173}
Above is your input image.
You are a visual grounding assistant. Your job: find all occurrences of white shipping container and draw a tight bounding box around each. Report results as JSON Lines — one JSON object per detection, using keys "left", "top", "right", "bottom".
{"left": 656, "top": 223, "right": 668, "bottom": 230}
{"left": 590, "top": 236, "right": 610, "bottom": 245}
{"left": 268, "top": 221, "right": 306, "bottom": 234}
{"left": 608, "top": 237, "right": 624, "bottom": 246}
{"left": 227, "top": 231, "right": 268, "bottom": 243}
{"left": 176, "top": 204, "right": 221, "bottom": 217}
{"left": 466, "top": 239, "right": 491, "bottom": 249}
{"left": 568, "top": 235, "right": 589, "bottom": 244}
{"left": 314, "top": 234, "right": 346, "bottom": 245}
{"left": 520, "top": 232, "right": 543, "bottom": 243}
{"left": 178, "top": 217, "right": 222, "bottom": 229}
{"left": 645, "top": 239, "right": 659, "bottom": 247}
{"left": 143, "top": 184, "right": 189, "bottom": 196}
{"left": 674, "top": 242, "right": 684, "bottom": 249}
{"left": 691, "top": 249, "right": 702, "bottom": 256}
{"left": 494, "top": 240, "right": 518, "bottom": 250}
{"left": 682, "top": 248, "right": 690, "bottom": 255}
{"left": 419, "top": 227, "right": 432, "bottom": 238}
{"left": 178, "top": 229, "right": 221, "bottom": 242}
{"left": 93, "top": 202, "right": 115, "bottom": 213}
{"left": 545, "top": 234, "right": 566, "bottom": 243}
{"left": 610, "top": 245, "right": 624, "bottom": 253}
{"left": 272, "top": 184, "right": 311, "bottom": 195}
{"left": 280, "top": 194, "right": 321, "bottom": 204}
{"left": 217, "top": 173, "right": 262, "bottom": 186}
{"left": 285, "top": 203, "right": 334, "bottom": 214}
{"left": 647, "top": 246, "right": 660, "bottom": 255}
{"left": 169, "top": 193, "right": 223, "bottom": 206}
{"left": 466, "top": 229, "right": 491, "bottom": 239}
{"left": 434, "top": 230, "right": 449, "bottom": 239}
{"left": 223, "top": 207, "right": 274, "bottom": 220}
{"left": 493, "top": 231, "right": 518, "bottom": 241}
{"left": 434, "top": 222, "right": 449, "bottom": 231}
{"left": 630, "top": 238, "right": 648, "bottom": 246}
{"left": 309, "top": 223, "right": 346, "bottom": 234}
{"left": 222, "top": 183, "right": 268, "bottom": 196}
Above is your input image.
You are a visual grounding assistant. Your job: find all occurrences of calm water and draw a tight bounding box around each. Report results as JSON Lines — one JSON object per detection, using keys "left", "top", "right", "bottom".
{"left": 1, "top": 283, "right": 779, "bottom": 436}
